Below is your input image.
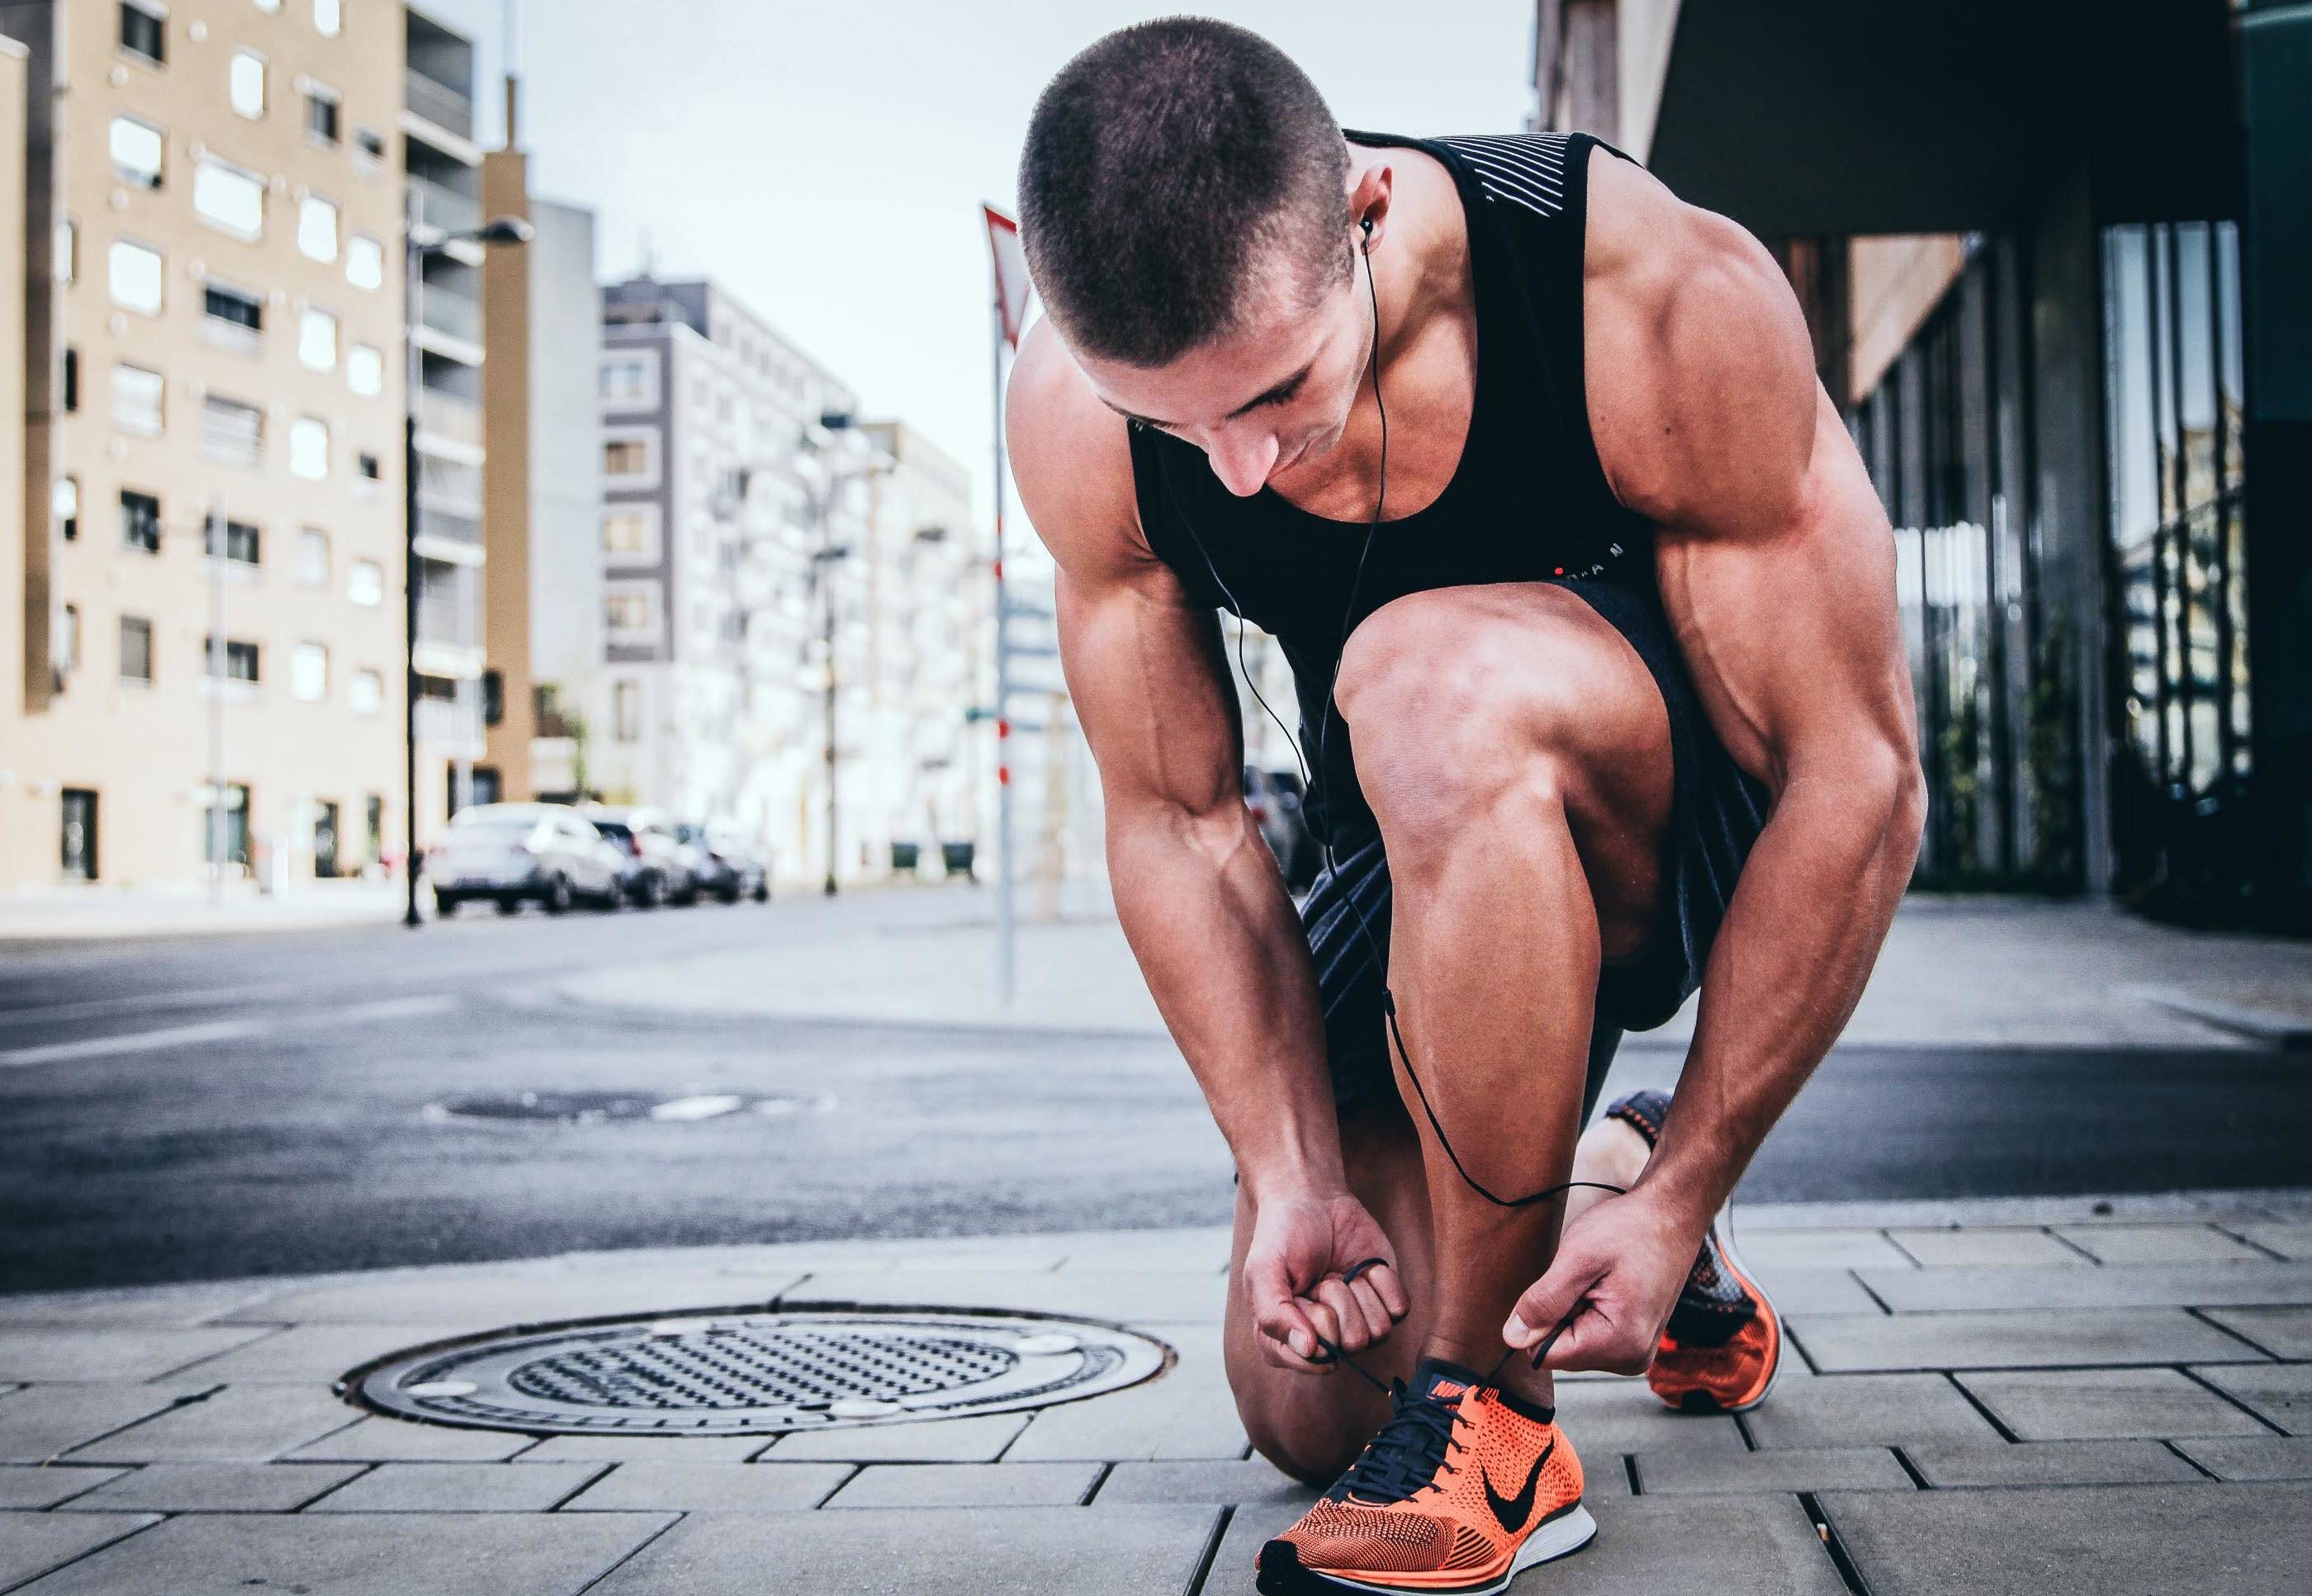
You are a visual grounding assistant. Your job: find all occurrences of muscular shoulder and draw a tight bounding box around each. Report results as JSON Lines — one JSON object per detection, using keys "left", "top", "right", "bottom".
{"left": 1006, "top": 318, "right": 1160, "bottom": 589}
{"left": 1580, "top": 149, "right": 1818, "bottom": 537}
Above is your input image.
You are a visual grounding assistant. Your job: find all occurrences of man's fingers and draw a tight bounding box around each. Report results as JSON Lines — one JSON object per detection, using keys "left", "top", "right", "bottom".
{"left": 1357, "top": 1260, "right": 1411, "bottom": 1322}
{"left": 1343, "top": 1274, "right": 1394, "bottom": 1344}
{"left": 1534, "top": 1302, "right": 1652, "bottom": 1376}
{"left": 1247, "top": 1264, "right": 1324, "bottom": 1365}
{"left": 1310, "top": 1278, "right": 1367, "bottom": 1353}
{"left": 1502, "top": 1247, "right": 1606, "bottom": 1350}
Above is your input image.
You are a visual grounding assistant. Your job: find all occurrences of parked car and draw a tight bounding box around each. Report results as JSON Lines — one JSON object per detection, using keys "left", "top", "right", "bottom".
{"left": 582, "top": 805, "right": 698, "bottom": 908}
{"left": 427, "top": 803, "right": 624, "bottom": 916}
{"left": 677, "top": 822, "right": 770, "bottom": 904}
{"left": 1245, "top": 765, "right": 1319, "bottom": 893}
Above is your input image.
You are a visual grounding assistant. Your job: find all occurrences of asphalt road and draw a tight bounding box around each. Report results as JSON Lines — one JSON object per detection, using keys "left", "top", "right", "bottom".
{"left": 3, "top": 889, "right": 2307, "bottom": 1295}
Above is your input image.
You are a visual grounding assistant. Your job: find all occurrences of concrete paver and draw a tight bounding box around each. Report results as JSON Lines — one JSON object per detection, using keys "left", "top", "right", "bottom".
{"left": 1724, "top": 1228, "right": 1917, "bottom": 1271}
{"left": 1858, "top": 1259, "right": 2312, "bottom": 1314}
{"left": 60, "top": 1461, "right": 364, "bottom": 1513}
{"left": 2230, "top": 1221, "right": 2312, "bottom": 1260}
{"left": 0, "top": 1511, "right": 162, "bottom": 1589}
{"left": 1788, "top": 1307, "right": 2258, "bottom": 1371}
{"left": 1630, "top": 1445, "right": 1913, "bottom": 1494}
{"left": 0, "top": 1466, "right": 129, "bottom": 1509}
{"left": 781, "top": 1267, "right": 1227, "bottom": 1323}
{"left": 826, "top": 1460, "right": 1102, "bottom": 1508}
{"left": 559, "top": 1461, "right": 852, "bottom": 1511}
{"left": 1903, "top": 1439, "right": 2205, "bottom": 1487}
{"left": 759, "top": 1411, "right": 1029, "bottom": 1463}
{"left": 283, "top": 1415, "right": 538, "bottom": 1462}
{"left": 0, "top": 1385, "right": 214, "bottom": 1463}
{"left": 69, "top": 1385, "right": 362, "bottom": 1464}
{"left": 1957, "top": 1367, "right": 2276, "bottom": 1441}
{"left": 218, "top": 1272, "right": 809, "bottom": 1328}
{"left": 2189, "top": 1363, "right": 2312, "bottom": 1435}
{"left": 2173, "top": 1435, "right": 2312, "bottom": 1481}
{"left": 1886, "top": 1228, "right": 2089, "bottom": 1268}
{"left": 1823, "top": 1482, "right": 2312, "bottom": 1595}
{"left": 1740, "top": 1373, "right": 2004, "bottom": 1450}
{"left": 514, "top": 1434, "right": 766, "bottom": 1463}
{"left": 585, "top": 1504, "right": 1217, "bottom": 1595}
{"left": 164, "top": 1322, "right": 485, "bottom": 1385}
{"left": 1092, "top": 1458, "right": 1319, "bottom": 1507}
{"left": 2051, "top": 1224, "right": 2271, "bottom": 1265}
{"left": 303, "top": 1461, "right": 602, "bottom": 1513}
{"left": 0, "top": 1327, "right": 272, "bottom": 1383}
{"left": 8, "top": 1509, "right": 675, "bottom": 1595}
{"left": 2201, "top": 1306, "right": 2312, "bottom": 1359}
{"left": 1550, "top": 1381, "right": 1749, "bottom": 1456}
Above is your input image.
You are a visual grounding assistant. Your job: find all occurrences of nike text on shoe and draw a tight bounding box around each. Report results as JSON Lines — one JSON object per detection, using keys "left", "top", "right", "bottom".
{"left": 1257, "top": 1358, "right": 1596, "bottom": 1595}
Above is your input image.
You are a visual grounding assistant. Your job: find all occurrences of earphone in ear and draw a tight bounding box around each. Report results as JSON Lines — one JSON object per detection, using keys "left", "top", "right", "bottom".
{"left": 1359, "top": 216, "right": 1373, "bottom": 251}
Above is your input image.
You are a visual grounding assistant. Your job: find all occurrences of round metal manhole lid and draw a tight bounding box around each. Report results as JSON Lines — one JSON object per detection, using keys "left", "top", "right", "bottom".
{"left": 350, "top": 1308, "right": 1169, "bottom": 1435}
{"left": 420, "top": 1091, "right": 827, "bottom": 1125}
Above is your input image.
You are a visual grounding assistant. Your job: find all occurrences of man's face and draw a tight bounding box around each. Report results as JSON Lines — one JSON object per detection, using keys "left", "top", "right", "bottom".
{"left": 1073, "top": 252, "right": 1369, "bottom": 499}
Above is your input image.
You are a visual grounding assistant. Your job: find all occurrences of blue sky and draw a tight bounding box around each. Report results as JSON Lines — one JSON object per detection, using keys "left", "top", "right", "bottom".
{"left": 422, "top": 2, "right": 1540, "bottom": 533}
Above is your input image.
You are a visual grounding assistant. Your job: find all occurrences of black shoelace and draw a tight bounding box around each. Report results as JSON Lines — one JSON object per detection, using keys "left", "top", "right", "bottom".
{"left": 1329, "top": 1378, "right": 1468, "bottom": 1504}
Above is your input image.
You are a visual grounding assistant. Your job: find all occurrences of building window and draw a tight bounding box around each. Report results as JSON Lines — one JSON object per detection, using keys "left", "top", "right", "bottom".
{"left": 304, "top": 84, "right": 339, "bottom": 144}
{"left": 230, "top": 49, "right": 266, "bottom": 117}
{"left": 254, "top": 0, "right": 280, "bottom": 12}
{"left": 201, "top": 395, "right": 265, "bottom": 466}
{"left": 205, "top": 637, "right": 260, "bottom": 682}
{"left": 350, "top": 668, "right": 383, "bottom": 714}
{"left": 600, "top": 356, "right": 656, "bottom": 407}
{"left": 119, "top": 2, "right": 165, "bottom": 66}
{"left": 121, "top": 489, "right": 162, "bottom": 552}
{"left": 356, "top": 451, "right": 381, "bottom": 482}
{"left": 63, "top": 348, "right": 78, "bottom": 413}
{"left": 313, "top": 0, "right": 340, "bottom": 37}
{"left": 353, "top": 126, "right": 386, "bottom": 166}
{"left": 59, "top": 604, "right": 80, "bottom": 670}
{"left": 202, "top": 279, "right": 264, "bottom": 337}
{"left": 109, "top": 116, "right": 164, "bottom": 187}
{"left": 55, "top": 476, "right": 78, "bottom": 542}
{"left": 482, "top": 669, "right": 504, "bottom": 727}
{"left": 602, "top": 508, "right": 658, "bottom": 561}
{"left": 204, "top": 783, "right": 251, "bottom": 869}
{"left": 296, "top": 193, "right": 339, "bottom": 262}
{"left": 121, "top": 616, "right": 154, "bottom": 684}
{"left": 298, "top": 306, "right": 338, "bottom": 370}
{"left": 296, "top": 527, "right": 329, "bottom": 585}
{"left": 289, "top": 417, "right": 329, "bottom": 480}
{"left": 206, "top": 516, "right": 261, "bottom": 565}
{"left": 347, "top": 343, "right": 382, "bottom": 395}
{"left": 107, "top": 240, "right": 163, "bottom": 314}
{"left": 111, "top": 364, "right": 163, "bottom": 436}
{"left": 614, "top": 680, "right": 642, "bottom": 741}
{"left": 343, "top": 234, "right": 383, "bottom": 292}
{"left": 604, "top": 586, "right": 659, "bottom": 641}
{"left": 603, "top": 433, "right": 655, "bottom": 481}
{"left": 291, "top": 642, "right": 329, "bottom": 701}
{"left": 192, "top": 158, "right": 265, "bottom": 239}
{"left": 348, "top": 557, "right": 383, "bottom": 605}
{"left": 54, "top": 219, "right": 75, "bottom": 282}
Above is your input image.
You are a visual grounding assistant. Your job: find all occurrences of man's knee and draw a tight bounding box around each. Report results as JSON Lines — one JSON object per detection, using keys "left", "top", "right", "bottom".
{"left": 1238, "top": 1390, "right": 1367, "bottom": 1487}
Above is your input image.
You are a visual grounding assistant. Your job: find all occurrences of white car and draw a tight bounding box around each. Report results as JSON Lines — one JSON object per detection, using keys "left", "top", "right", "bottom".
{"left": 427, "top": 804, "right": 625, "bottom": 916}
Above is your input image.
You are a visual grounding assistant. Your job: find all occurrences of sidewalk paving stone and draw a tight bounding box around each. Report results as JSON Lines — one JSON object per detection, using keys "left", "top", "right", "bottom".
{"left": 827, "top": 1460, "right": 1102, "bottom": 1508}
{"left": 1738, "top": 1267, "right": 1884, "bottom": 1316}
{"left": 2231, "top": 1221, "right": 2312, "bottom": 1260}
{"left": 1956, "top": 1367, "right": 2276, "bottom": 1441}
{"left": 304, "top": 1460, "right": 603, "bottom": 1513}
{"left": 59, "top": 1461, "right": 364, "bottom": 1513}
{"left": 70, "top": 1384, "right": 362, "bottom": 1463}
{"left": 2189, "top": 1362, "right": 2312, "bottom": 1434}
{"left": 1788, "top": 1308, "right": 2259, "bottom": 1371}
{"left": 558, "top": 1461, "right": 851, "bottom": 1511}
{"left": 2172, "top": 1435, "right": 2312, "bottom": 1481}
{"left": 162, "top": 1322, "right": 483, "bottom": 1385}
{"left": 2051, "top": 1224, "right": 2271, "bottom": 1265}
{"left": 0, "top": 1466, "right": 129, "bottom": 1508}
{"left": 0, "top": 1385, "right": 218, "bottom": 1464}
{"left": 0, "top": 1511, "right": 161, "bottom": 1589}
{"left": 1902, "top": 1440, "right": 2205, "bottom": 1487}
{"left": 585, "top": 1503, "right": 1217, "bottom": 1595}
{"left": 283, "top": 1414, "right": 537, "bottom": 1462}
{"left": 1722, "top": 1228, "right": 1916, "bottom": 1271}
{"left": 1886, "top": 1228, "right": 2090, "bottom": 1268}
{"left": 1091, "top": 1458, "right": 1319, "bottom": 1507}
{"left": 2201, "top": 1306, "right": 2312, "bottom": 1359}
{"left": 1003, "top": 1343, "right": 1248, "bottom": 1462}
{"left": 0, "top": 1283, "right": 271, "bottom": 1329}
{"left": 760, "top": 1411, "right": 1029, "bottom": 1462}
{"left": 1858, "top": 1259, "right": 2312, "bottom": 1314}
{"left": 1552, "top": 1380, "right": 1750, "bottom": 1456}
{"left": 1822, "top": 1481, "right": 2312, "bottom": 1595}
{"left": 514, "top": 1434, "right": 766, "bottom": 1463}
{"left": 1740, "top": 1373, "right": 2004, "bottom": 1449}
{"left": 1631, "top": 1445, "right": 1913, "bottom": 1494}
{"left": 219, "top": 1272, "right": 808, "bottom": 1328}
{"left": 7, "top": 1509, "right": 675, "bottom": 1595}
{"left": 0, "top": 1326, "right": 272, "bottom": 1383}
{"left": 779, "top": 1267, "right": 1228, "bottom": 1323}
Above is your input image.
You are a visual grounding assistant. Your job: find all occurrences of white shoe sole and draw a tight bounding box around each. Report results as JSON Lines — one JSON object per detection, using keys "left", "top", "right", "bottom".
{"left": 1295, "top": 1504, "right": 1599, "bottom": 1595}
{"left": 1708, "top": 1205, "right": 1783, "bottom": 1413}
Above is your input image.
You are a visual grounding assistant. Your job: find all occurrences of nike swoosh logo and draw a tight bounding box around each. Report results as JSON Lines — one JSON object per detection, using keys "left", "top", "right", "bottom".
{"left": 1484, "top": 1438, "right": 1554, "bottom": 1535}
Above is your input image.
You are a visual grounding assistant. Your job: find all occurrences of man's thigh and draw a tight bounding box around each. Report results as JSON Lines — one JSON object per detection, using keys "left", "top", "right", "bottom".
{"left": 1222, "top": 1105, "right": 1433, "bottom": 1484}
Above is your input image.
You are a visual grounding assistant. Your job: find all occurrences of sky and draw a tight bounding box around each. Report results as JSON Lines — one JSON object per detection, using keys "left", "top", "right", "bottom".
{"left": 421, "top": 1, "right": 1542, "bottom": 535}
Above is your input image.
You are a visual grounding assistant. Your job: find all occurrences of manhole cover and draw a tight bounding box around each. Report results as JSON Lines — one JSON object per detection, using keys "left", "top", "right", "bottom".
{"left": 421, "top": 1092, "right": 823, "bottom": 1125}
{"left": 350, "top": 1308, "right": 1168, "bottom": 1435}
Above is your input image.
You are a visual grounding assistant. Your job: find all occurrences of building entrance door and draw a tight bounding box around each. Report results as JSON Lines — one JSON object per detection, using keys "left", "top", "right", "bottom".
{"left": 314, "top": 801, "right": 342, "bottom": 879}
{"left": 60, "top": 789, "right": 97, "bottom": 881}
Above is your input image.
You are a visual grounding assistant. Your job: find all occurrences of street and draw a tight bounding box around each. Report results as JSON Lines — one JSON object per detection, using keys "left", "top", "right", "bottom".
{"left": 4, "top": 888, "right": 2307, "bottom": 1296}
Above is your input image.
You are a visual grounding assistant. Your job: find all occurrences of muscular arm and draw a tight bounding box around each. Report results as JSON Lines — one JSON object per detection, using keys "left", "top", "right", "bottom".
{"left": 1592, "top": 154, "right": 1926, "bottom": 1229}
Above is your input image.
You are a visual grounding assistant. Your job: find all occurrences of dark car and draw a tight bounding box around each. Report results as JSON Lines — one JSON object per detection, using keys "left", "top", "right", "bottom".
{"left": 427, "top": 804, "right": 624, "bottom": 916}
{"left": 1245, "top": 765, "right": 1319, "bottom": 893}
{"left": 675, "top": 822, "right": 770, "bottom": 904}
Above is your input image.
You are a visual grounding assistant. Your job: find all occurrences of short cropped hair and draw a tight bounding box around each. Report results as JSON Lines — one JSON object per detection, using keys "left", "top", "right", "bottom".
{"left": 1017, "top": 17, "right": 1351, "bottom": 367}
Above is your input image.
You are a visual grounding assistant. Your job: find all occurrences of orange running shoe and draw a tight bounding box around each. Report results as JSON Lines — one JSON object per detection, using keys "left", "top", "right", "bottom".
{"left": 1257, "top": 1358, "right": 1595, "bottom": 1595}
{"left": 1602, "top": 1089, "right": 1782, "bottom": 1414}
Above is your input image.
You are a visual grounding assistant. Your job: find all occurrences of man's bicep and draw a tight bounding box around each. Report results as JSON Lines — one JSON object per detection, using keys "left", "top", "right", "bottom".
{"left": 1056, "top": 565, "right": 1245, "bottom": 822}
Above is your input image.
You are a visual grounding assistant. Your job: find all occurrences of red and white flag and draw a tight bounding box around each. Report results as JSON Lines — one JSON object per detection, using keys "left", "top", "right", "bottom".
{"left": 983, "top": 203, "right": 1035, "bottom": 349}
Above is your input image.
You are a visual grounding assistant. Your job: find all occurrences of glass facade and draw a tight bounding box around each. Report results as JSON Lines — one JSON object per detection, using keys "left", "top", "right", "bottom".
{"left": 2101, "top": 222, "right": 2251, "bottom": 912}
{"left": 1851, "top": 237, "right": 2080, "bottom": 889}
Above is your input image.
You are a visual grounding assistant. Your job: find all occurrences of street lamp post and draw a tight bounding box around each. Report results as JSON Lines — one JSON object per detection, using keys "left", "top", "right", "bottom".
{"left": 402, "top": 197, "right": 532, "bottom": 930}
{"left": 798, "top": 413, "right": 891, "bottom": 897}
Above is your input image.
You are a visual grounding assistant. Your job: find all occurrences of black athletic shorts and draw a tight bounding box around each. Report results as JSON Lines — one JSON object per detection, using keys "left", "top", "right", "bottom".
{"left": 1299, "top": 576, "right": 1772, "bottom": 1128}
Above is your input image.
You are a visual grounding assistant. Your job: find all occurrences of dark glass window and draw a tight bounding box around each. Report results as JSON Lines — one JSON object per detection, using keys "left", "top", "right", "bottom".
{"left": 357, "top": 452, "right": 381, "bottom": 481}
{"left": 207, "top": 517, "right": 260, "bottom": 564}
{"left": 204, "top": 637, "right": 260, "bottom": 682}
{"left": 482, "top": 668, "right": 505, "bottom": 727}
{"left": 62, "top": 347, "right": 78, "bottom": 412}
{"left": 119, "top": 2, "right": 163, "bottom": 64}
{"left": 203, "top": 283, "right": 263, "bottom": 331}
{"left": 306, "top": 92, "right": 340, "bottom": 144}
{"left": 120, "top": 616, "right": 154, "bottom": 683}
{"left": 121, "top": 489, "right": 162, "bottom": 552}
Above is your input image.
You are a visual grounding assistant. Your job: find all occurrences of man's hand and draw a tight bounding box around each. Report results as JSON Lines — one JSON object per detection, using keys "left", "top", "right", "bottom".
{"left": 1242, "top": 1187, "right": 1410, "bottom": 1375}
{"left": 1499, "top": 1190, "right": 1700, "bottom": 1375}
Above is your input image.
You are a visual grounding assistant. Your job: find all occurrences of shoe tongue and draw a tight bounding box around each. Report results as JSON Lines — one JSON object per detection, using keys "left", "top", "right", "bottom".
{"left": 1411, "top": 1357, "right": 1488, "bottom": 1402}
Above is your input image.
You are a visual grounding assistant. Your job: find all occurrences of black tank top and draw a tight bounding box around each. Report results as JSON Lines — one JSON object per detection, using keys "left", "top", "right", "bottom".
{"left": 1125, "top": 129, "right": 1653, "bottom": 849}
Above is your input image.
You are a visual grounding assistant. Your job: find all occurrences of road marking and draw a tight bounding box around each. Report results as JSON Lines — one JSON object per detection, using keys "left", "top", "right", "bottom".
{"left": 0, "top": 993, "right": 456, "bottom": 1068}
{"left": 0, "top": 983, "right": 295, "bottom": 1029}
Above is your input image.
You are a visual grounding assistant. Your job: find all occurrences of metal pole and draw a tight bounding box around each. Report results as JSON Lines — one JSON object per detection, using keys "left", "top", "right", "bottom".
{"left": 822, "top": 510, "right": 840, "bottom": 898}
{"left": 207, "top": 504, "right": 224, "bottom": 905}
{"left": 402, "top": 198, "right": 424, "bottom": 928}
{"left": 991, "top": 301, "right": 1015, "bottom": 1004}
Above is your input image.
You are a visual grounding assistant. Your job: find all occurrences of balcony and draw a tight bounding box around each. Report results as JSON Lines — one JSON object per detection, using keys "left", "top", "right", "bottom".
{"left": 418, "top": 455, "right": 483, "bottom": 514}
{"left": 415, "top": 695, "right": 482, "bottom": 752}
{"left": 417, "top": 282, "right": 481, "bottom": 347}
{"left": 403, "top": 69, "right": 474, "bottom": 141}
{"left": 415, "top": 505, "right": 483, "bottom": 555}
{"left": 416, "top": 589, "right": 480, "bottom": 651}
{"left": 415, "top": 388, "right": 482, "bottom": 449}
{"left": 411, "top": 175, "right": 479, "bottom": 237}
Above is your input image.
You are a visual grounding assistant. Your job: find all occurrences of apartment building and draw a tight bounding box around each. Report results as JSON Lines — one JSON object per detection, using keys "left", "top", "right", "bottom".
{"left": 1531, "top": 0, "right": 2310, "bottom": 927}
{"left": 478, "top": 77, "right": 600, "bottom": 803}
{"left": 0, "top": 0, "right": 411, "bottom": 888}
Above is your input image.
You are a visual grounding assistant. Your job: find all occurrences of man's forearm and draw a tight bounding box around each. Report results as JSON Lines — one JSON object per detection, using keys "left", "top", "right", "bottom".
{"left": 1632, "top": 763, "right": 1924, "bottom": 1225}
{"left": 1106, "top": 800, "right": 1346, "bottom": 1199}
